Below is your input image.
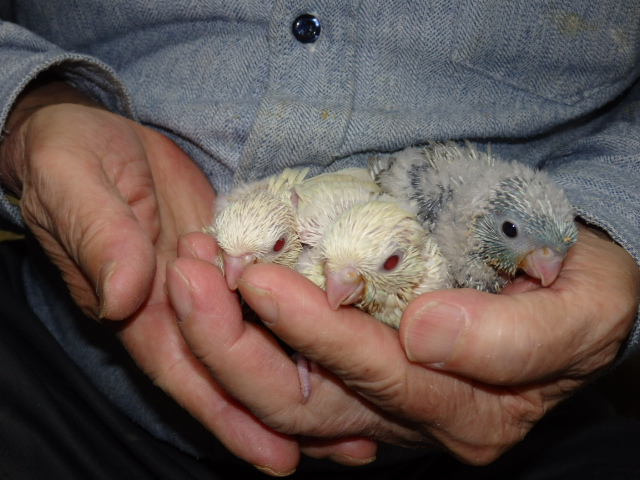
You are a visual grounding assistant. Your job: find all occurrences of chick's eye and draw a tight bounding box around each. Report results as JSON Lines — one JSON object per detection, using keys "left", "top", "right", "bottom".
{"left": 383, "top": 254, "right": 400, "bottom": 271}
{"left": 501, "top": 221, "right": 518, "bottom": 239}
{"left": 273, "top": 237, "right": 286, "bottom": 252}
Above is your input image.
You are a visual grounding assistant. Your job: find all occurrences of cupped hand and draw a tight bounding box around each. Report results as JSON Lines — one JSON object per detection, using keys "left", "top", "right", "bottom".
{"left": 1, "top": 81, "right": 376, "bottom": 475}
{"left": 173, "top": 224, "right": 639, "bottom": 465}
{"left": 400, "top": 224, "right": 639, "bottom": 383}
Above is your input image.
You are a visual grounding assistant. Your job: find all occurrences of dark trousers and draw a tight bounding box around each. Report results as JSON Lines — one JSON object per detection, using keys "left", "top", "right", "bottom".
{"left": 1, "top": 239, "right": 640, "bottom": 479}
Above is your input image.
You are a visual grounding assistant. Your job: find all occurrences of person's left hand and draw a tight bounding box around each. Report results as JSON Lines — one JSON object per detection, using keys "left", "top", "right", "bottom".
{"left": 0, "top": 80, "right": 377, "bottom": 475}
{"left": 169, "top": 224, "right": 639, "bottom": 465}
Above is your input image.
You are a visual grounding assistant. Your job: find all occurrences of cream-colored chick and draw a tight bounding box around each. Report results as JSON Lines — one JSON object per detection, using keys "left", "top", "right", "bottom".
{"left": 291, "top": 170, "right": 382, "bottom": 247}
{"left": 297, "top": 199, "right": 452, "bottom": 328}
{"left": 205, "top": 168, "right": 309, "bottom": 290}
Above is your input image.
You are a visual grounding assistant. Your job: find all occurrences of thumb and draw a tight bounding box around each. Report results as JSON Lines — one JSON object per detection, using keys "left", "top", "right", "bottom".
{"left": 399, "top": 287, "right": 576, "bottom": 384}
{"left": 86, "top": 213, "right": 157, "bottom": 320}
{"left": 22, "top": 167, "right": 157, "bottom": 321}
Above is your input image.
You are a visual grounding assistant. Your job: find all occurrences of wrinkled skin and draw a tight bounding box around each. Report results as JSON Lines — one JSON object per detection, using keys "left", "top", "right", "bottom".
{"left": 0, "top": 81, "right": 376, "bottom": 476}
{"left": 2, "top": 80, "right": 639, "bottom": 474}
{"left": 170, "top": 223, "right": 639, "bottom": 466}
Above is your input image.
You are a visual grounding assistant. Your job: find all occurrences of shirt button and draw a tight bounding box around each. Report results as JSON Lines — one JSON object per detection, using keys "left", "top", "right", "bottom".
{"left": 291, "top": 14, "right": 321, "bottom": 43}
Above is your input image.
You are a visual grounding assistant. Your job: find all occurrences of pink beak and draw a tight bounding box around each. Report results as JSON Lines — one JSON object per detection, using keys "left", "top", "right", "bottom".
{"left": 223, "top": 253, "right": 257, "bottom": 290}
{"left": 520, "top": 247, "right": 565, "bottom": 287}
{"left": 325, "top": 266, "right": 364, "bottom": 310}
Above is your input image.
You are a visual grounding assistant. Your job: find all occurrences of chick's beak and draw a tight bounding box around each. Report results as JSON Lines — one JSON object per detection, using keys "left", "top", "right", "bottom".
{"left": 519, "top": 247, "right": 565, "bottom": 287}
{"left": 325, "top": 266, "right": 364, "bottom": 310}
{"left": 223, "top": 253, "right": 257, "bottom": 290}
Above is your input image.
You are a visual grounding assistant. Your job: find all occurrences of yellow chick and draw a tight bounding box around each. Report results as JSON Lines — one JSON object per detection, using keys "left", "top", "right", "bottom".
{"left": 206, "top": 167, "right": 381, "bottom": 291}
{"left": 297, "top": 198, "right": 452, "bottom": 328}
{"left": 205, "top": 168, "right": 309, "bottom": 290}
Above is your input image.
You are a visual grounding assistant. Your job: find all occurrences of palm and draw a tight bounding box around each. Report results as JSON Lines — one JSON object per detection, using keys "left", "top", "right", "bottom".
{"left": 15, "top": 104, "right": 310, "bottom": 472}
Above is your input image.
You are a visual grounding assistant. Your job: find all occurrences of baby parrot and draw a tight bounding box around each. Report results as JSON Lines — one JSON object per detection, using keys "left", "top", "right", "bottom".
{"left": 207, "top": 167, "right": 383, "bottom": 290}
{"left": 296, "top": 198, "right": 453, "bottom": 328}
{"left": 205, "top": 168, "right": 309, "bottom": 290}
{"left": 371, "top": 141, "right": 579, "bottom": 292}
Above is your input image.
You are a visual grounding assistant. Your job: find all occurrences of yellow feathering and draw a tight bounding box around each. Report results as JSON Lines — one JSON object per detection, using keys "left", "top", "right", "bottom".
{"left": 294, "top": 173, "right": 383, "bottom": 247}
{"left": 315, "top": 199, "right": 450, "bottom": 328}
{"left": 208, "top": 189, "right": 303, "bottom": 292}
{"left": 267, "top": 168, "right": 310, "bottom": 198}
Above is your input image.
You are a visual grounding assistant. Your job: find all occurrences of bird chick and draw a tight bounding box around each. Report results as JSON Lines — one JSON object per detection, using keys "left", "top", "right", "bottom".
{"left": 297, "top": 199, "right": 452, "bottom": 328}
{"left": 291, "top": 171, "right": 382, "bottom": 246}
{"left": 206, "top": 167, "right": 381, "bottom": 291}
{"left": 205, "top": 168, "right": 310, "bottom": 290}
{"left": 371, "top": 141, "right": 579, "bottom": 292}
{"left": 207, "top": 190, "right": 302, "bottom": 290}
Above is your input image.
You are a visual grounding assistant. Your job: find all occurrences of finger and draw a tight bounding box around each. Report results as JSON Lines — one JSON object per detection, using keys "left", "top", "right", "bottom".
{"left": 300, "top": 437, "right": 377, "bottom": 466}
{"left": 126, "top": 261, "right": 301, "bottom": 476}
{"left": 170, "top": 257, "right": 315, "bottom": 410}
{"left": 170, "top": 257, "right": 403, "bottom": 442}
{"left": 21, "top": 152, "right": 157, "bottom": 320}
{"left": 138, "top": 128, "right": 216, "bottom": 235}
{"left": 177, "top": 231, "right": 219, "bottom": 263}
{"left": 118, "top": 312, "right": 300, "bottom": 476}
{"left": 400, "top": 227, "right": 638, "bottom": 384}
{"left": 400, "top": 288, "right": 567, "bottom": 383}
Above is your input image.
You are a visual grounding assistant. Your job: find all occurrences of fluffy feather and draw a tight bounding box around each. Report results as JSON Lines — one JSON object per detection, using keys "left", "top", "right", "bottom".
{"left": 204, "top": 168, "right": 310, "bottom": 290}
{"left": 297, "top": 199, "right": 452, "bottom": 328}
{"left": 206, "top": 167, "right": 382, "bottom": 290}
{"left": 291, "top": 171, "right": 382, "bottom": 246}
{"left": 371, "top": 141, "right": 579, "bottom": 292}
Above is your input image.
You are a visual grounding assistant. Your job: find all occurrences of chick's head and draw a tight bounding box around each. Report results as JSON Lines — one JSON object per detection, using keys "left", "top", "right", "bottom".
{"left": 319, "top": 201, "right": 427, "bottom": 319}
{"left": 471, "top": 172, "right": 578, "bottom": 286}
{"left": 210, "top": 191, "right": 302, "bottom": 290}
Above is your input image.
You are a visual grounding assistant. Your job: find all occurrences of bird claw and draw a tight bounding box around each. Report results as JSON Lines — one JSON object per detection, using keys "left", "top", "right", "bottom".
{"left": 292, "top": 352, "right": 313, "bottom": 404}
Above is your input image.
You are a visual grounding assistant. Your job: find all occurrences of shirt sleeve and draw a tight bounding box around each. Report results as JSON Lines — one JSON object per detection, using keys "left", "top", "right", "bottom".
{"left": 543, "top": 79, "right": 640, "bottom": 360}
{"left": 0, "top": 18, "right": 135, "bottom": 227}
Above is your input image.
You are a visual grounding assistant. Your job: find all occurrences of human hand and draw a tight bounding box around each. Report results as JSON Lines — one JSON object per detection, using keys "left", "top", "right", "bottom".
{"left": 172, "top": 224, "right": 639, "bottom": 464}
{"left": 0, "top": 80, "right": 376, "bottom": 475}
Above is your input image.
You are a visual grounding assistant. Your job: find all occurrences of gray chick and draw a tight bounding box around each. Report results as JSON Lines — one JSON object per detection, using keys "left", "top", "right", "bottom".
{"left": 371, "top": 141, "right": 579, "bottom": 292}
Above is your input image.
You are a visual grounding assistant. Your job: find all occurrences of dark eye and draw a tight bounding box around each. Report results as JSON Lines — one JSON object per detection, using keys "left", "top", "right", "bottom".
{"left": 383, "top": 254, "right": 400, "bottom": 271}
{"left": 501, "top": 221, "right": 518, "bottom": 238}
{"left": 273, "top": 237, "right": 286, "bottom": 252}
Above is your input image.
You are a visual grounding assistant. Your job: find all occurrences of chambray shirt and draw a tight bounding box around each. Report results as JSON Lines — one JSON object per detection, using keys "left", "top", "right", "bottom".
{"left": 1, "top": 0, "right": 640, "bottom": 465}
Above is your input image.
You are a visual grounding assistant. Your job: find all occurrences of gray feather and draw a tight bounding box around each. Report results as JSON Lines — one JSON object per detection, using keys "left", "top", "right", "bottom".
{"left": 373, "top": 141, "right": 579, "bottom": 292}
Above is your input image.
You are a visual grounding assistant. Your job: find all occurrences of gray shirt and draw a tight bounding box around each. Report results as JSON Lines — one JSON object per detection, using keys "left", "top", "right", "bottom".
{"left": 1, "top": 0, "right": 640, "bottom": 464}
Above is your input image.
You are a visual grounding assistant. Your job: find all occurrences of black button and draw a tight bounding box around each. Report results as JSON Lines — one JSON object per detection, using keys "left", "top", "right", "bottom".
{"left": 292, "top": 14, "right": 321, "bottom": 43}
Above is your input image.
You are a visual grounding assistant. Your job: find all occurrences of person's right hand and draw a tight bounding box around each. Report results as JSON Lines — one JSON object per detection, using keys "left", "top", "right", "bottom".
{"left": 0, "top": 79, "right": 377, "bottom": 475}
{"left": 169, "top": 224, "right": 638, "bottom": 466}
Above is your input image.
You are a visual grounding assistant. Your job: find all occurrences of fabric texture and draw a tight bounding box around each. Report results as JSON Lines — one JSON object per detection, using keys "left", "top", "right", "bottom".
{"left": 1, "top": 0, "right": 640, "bottom": 468}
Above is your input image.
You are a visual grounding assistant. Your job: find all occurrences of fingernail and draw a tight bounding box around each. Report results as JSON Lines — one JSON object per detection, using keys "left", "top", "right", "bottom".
{"left": 329, "top": 453, "right": 377, "bottom": 466}
{"left": 253, "top": 465, "right": 296, "bottom": 477}
{"left": 167, "top": 263, "right": 193, "bottom": 322}
{"left": 403, "top": 301, "right": 466, "bottom": 365}
{"left": 97, "top": 261, "right": 117, "bottom": 319}
{"left": 237, "top": 278, "right": 278, "bottom": 326}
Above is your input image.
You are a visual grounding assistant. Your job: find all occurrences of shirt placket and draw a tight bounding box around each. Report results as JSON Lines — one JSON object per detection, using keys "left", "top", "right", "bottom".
{"left": 235, "top": 0, "right": 360, "bottom": 185}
